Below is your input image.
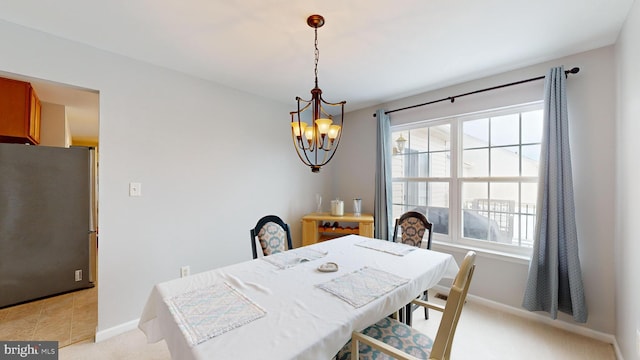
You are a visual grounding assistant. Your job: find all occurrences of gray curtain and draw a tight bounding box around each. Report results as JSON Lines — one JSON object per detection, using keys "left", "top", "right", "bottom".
{"left": 522, "top": 66, "right": 587, "bottom": 323}
{"left": 374, "top": 109, "right": 392, "bottom": 240}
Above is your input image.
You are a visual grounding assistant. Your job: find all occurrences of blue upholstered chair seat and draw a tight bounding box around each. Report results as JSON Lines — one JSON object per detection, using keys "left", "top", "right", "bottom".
{"left": 336, "top": 317, "right": 433, "bottom": 360}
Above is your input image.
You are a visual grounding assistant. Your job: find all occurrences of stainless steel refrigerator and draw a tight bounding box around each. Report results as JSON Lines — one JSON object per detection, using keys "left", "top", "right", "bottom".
{"left": 0, "top": 143, "right": 96, "bottom": 308}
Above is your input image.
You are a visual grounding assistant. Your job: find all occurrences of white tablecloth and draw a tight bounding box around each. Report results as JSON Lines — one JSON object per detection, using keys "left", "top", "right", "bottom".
{"left": 138, "top": 235, "right": 458, "bottom": 360}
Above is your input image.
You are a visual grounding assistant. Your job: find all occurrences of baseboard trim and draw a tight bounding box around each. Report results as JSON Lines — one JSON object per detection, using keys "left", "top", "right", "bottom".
{"left": 432, "top": 285, "right": 622, "bottom": 358}
{"left": 95, "top": 318, "right": 140, "bottom": 343}
{"left": 614, "top": 342, "right": 624, "bottom": 360}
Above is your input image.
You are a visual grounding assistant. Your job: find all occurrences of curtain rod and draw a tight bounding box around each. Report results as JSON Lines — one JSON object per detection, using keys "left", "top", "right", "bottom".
{"left": 373, "top": 67, "right": 580, "bottom": 117}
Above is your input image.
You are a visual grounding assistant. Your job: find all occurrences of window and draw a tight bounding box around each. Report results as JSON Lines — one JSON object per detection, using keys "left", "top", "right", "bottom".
{"left": 391, "top": 102, "right": 543, "bottom": 256}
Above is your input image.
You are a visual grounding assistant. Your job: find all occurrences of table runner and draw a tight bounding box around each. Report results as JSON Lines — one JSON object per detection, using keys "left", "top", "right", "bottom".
{"left": 316, "top": 267, "right": 409, "bottom": 308}
{"left": 166, "top": 282, "right": 265, "bottom": 346}
{"left": 355, "top": 238, "right": 417, "bottom": 256}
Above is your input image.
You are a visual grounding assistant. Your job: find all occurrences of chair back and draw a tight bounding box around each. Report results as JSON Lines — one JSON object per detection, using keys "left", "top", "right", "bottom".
{"left": 249, "top": 215, "right": 293, "bottom": 259}
{"left": 392, "top": 211, "right": 433, "bottom": 249}
{"left": 430, "top": 251, "right": 476, "bottom": 359}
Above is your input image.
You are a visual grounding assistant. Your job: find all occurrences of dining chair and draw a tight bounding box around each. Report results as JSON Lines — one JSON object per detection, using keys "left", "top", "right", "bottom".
{"left": 337, "top": 251, "right": 476, "bottom": 360}
{"left": 393, "top": 211, "right": 432, "bottom": 249}
{"left": 250, "top": 215, "right": 293, "bottom": 259}
{"left": 392, "top": 211, "right": 433, "bottom": 324}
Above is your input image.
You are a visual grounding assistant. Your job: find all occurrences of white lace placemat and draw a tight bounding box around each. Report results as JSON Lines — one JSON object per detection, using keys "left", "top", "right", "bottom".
{"left": 355, "top": 239, "right": 417, "bottom": 256}
{"left": 166, "top": 282, "right": 266, "bottom": 346}
{"left": 262, "top": 247, "right": 328, "bottom": 269}
{"left": 316, "top": 267, "right": 409, "bottom": 308}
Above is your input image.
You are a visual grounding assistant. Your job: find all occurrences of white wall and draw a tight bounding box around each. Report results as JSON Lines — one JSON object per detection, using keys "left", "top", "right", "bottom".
{"left": 616, "top": 0, "right": 640, "bottom": 358}
{"left": 39, "top": 102, "right": 69, "bottom": 147}
{"left": 0, "top": 20, "right": 330, "bottom": 334}
{"left": 334, "top": 46, "right": 617, "bottom": 335}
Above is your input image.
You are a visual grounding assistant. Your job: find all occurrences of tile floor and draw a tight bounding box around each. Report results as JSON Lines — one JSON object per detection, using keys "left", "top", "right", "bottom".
{"left": 0, "top": 285, "right": 97, "bottom": 348}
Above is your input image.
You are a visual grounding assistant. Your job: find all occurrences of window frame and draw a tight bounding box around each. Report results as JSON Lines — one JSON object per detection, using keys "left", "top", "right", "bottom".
{"left": 390, "top": 101, "right": 543, "bottom": 258}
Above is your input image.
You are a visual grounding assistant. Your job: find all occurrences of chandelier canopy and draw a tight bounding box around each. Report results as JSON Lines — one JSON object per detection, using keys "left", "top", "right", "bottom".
{"left": 290, "top": 14, "right": 346, "bottom": 173}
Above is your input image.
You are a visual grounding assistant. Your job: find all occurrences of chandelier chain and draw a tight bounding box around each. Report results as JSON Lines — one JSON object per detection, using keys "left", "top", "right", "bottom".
{"left": 314, "top": 27, "right": 319, "bottom": 88}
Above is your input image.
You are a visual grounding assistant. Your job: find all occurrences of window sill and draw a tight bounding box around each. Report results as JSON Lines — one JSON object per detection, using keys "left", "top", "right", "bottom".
{"left": 431, "top": 241, "right": 531, "bottom": 265}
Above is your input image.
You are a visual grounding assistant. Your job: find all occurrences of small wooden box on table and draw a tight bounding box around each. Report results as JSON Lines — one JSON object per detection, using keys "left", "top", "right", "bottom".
{"left": 302, "top": 212, "right": 374, "bottom": 246}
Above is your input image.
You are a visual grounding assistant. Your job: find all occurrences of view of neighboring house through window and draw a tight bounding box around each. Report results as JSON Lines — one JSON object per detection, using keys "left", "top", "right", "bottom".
{"left": 391, "top": 102, "right": 543, "bottom": 256}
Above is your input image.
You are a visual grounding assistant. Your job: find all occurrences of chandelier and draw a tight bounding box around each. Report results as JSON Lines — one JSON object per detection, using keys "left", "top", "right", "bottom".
{"left": 290, "top": 14, "right": 346, "bottom": 173}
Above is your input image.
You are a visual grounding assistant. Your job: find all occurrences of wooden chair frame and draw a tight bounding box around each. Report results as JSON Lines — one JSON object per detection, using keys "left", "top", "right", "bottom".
{"left": 350, "top": 251, "right": 476, "bottom": 360}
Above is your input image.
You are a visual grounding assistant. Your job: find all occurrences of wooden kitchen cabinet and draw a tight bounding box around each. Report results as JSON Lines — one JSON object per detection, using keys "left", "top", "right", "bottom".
{"left": 301, "top": 212, "right": 374, "bottom": 246}
{"left": 0, "top": 76, "right": 41, "bottom": 145}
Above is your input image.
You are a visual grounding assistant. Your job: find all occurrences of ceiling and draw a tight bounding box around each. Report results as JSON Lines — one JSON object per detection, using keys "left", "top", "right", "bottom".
{"left": 0, "top": 0, "right": 634, "bottom": 143}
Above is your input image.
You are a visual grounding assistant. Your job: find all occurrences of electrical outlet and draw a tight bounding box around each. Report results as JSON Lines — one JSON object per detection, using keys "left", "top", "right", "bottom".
{"left": 75, "top": 270, "right": 82, "bottom": 282}
{"left": 180, "top": 266, "right": 190, "bottom": 278}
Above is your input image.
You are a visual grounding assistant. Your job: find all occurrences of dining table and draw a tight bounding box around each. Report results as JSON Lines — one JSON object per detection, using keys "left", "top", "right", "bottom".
{"left": 138, "top": 234, "right": 459, "bottom": 360}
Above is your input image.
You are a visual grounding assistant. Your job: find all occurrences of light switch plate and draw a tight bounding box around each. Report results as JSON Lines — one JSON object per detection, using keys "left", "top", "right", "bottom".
{"left": 129, "top": 182, "right": 142, "bottom": 197}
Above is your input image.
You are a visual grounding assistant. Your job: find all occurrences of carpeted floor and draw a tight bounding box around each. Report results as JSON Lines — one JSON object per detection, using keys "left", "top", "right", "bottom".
{"left": 412, "top": 295, "right": 616, "bottom": 359}
{"left": 57, "top": 294, "right": 616, "bottom": 360}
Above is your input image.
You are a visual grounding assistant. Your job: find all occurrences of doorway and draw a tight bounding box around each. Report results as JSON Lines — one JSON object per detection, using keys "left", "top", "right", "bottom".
{"left": 0, "top": 72, "right": 100, "bottom": 347}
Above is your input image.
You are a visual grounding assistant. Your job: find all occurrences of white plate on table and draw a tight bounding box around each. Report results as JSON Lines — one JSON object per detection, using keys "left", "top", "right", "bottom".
{"left": 318, "top": 262, "right": 339, "bottom": 272}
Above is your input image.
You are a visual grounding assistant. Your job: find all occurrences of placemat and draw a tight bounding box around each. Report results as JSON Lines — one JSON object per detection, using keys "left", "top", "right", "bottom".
{"left": 166, "top": 282, "right": 266, "bottom": 346}
{"left": 316, "top": 267, "right": 409, "bottom": 308}
{"left": 356, "top": 238, "right": 417, "bottom": 256}
{"left": 262, "top": 247, "right": 328, "bottom": 269}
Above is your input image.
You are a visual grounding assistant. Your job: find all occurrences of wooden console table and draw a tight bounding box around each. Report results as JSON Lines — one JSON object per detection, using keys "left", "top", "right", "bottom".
{"left": 301, "top": 212, "right": 374, "bottom": 246}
